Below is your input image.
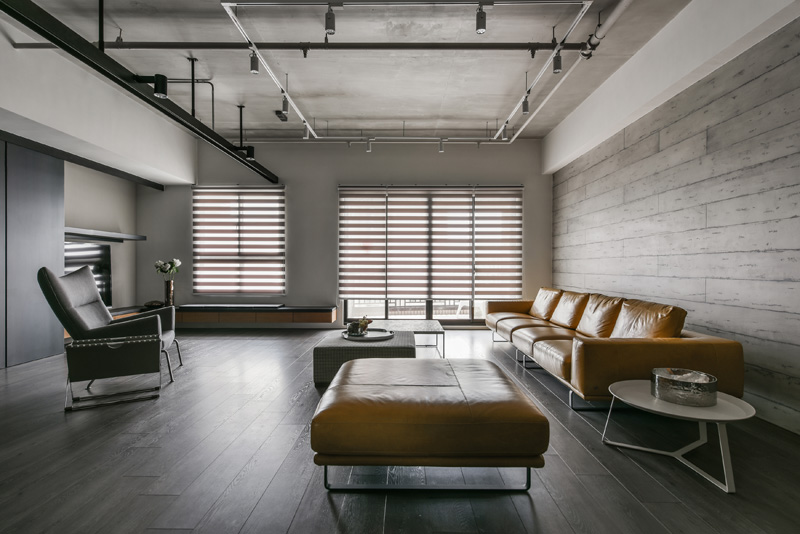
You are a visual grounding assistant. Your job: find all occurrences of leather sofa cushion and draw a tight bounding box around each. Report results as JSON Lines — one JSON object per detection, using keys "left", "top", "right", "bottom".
{"left": 549, "top": 291, "right": 589, "bottom": 329}
{"left": 529, "top": 287, "right": 563, "bottom": 320}
{"left": 609, "top": 299, "right": 687, "bottom": 338}
{"left": 533, "top": 340, "right": 573, "bottom": 381}
{"left": 310, "top": 358, "right": 549, "bottom": 458}
{"left": 496, "top": 317, "right": 551, "bottom": 340}
{"left": 511, "top": 326, "right": 577, "bottom": 356}
{"left": 486, "top": 312, "right": 532, "bottom": 330}
{"left": 576, "top": 294, "right": 624, "bottom": 337}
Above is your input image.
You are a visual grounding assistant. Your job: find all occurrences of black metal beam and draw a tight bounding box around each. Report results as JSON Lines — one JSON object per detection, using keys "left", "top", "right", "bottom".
{"left": 15, "top": 41, "right": 587, "bottom": 52}
{"left": 0, "top": 0, "right": 279, "bottom": 184}
{"left": 0, "top": 129, "right": 165, "bottom": 191}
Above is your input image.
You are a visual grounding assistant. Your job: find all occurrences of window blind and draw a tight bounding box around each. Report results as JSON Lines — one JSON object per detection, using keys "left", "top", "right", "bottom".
{"left": 192, "top": 187, "right": 286, "bottom": 294}
{"left": 338, "top": 186, "right": 522, "bottom": 300}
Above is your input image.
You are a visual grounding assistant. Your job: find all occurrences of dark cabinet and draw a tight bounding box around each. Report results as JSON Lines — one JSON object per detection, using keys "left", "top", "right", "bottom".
{"left": 2, "top": 143, "right": 64, "bottom": 367}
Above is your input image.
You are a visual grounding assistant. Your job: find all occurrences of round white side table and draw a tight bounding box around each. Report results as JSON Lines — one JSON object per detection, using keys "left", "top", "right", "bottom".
{"left": 602, "top": 380, "right": 755, "bottom": 493}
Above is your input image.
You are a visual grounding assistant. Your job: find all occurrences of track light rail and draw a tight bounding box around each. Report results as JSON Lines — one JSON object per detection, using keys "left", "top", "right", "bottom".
{"left": 15, "top": 41, "right": 587, "bottom": 52}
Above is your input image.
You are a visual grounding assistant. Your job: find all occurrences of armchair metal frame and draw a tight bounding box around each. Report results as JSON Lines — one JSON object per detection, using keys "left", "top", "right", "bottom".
{"left": 65, "top": 335, "right": 162, "bottom": 411}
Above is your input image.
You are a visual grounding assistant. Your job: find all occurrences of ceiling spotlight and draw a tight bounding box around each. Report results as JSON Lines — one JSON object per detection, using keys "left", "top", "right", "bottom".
{"left": 135, "top": 74, "right": 169, "bottom": 99}
{"left": 245, "top": 146, "right": 255, "bottom": 161}
{"left": 476, "top": 5, "right": 486, "bottom": 35}
{"left": 501, "top": 122, "right": 508, "bottom": 140}
{"left": 439, "top": 140, "right": 444, "bottom": 153}
{"left": 366, "top": 141, "right": 372, "bottom": 153}
{"left": 522, "top": 94, "right": 529, "bottom": 115}
{"left": 250, "top": 51, "right": 259, "bottom": 74}
{"left": 303, "top": 122, "right": 309, "bottom": 139}
{"left": 282, "top": 94, "right": 289, "bottom": 115}
{"left": 553, "top": 51, "right": 562, "bottom": 74}
{"left": 325, "top": 5, "right": 336, "bottom": 35}
{"left": 153, "top": 74, "right": 168, "bottom": 99}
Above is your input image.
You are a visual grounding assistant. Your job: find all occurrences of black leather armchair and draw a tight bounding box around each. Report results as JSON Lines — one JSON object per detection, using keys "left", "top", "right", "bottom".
{"left": 37, "top": 266, "right": 183, "bottom": 403}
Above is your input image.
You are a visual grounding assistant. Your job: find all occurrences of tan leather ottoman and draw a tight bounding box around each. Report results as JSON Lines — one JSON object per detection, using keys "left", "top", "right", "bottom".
{"left": 310, "top": 358, "right": 549, "bottom": 491}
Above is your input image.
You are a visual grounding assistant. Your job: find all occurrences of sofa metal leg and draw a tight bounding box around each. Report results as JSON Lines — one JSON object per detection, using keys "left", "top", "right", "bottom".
{"left": 323, "top": 465, "right": 531, "bottom": 492}
{"left": 162, "top": 349, "right": 175, "bottom": 383}
{"left": 85, "top": 379, "right": 95, "bottom": 390}
{"left": 568, "top": 391, "right": 608, "bottom": 411}
{"left": 522, "top": 355, "right": 542, "bottom": 370}
{"left": 514, "top": 349, "right": 526, "bottom": 363}
{"left": 491, "top": 331, "right": 506, "bottom": 343}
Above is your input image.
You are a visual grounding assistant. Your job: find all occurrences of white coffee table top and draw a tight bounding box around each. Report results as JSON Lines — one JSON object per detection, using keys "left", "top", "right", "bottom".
{"left": 368, "top": 320, "right": 444, "bottom": 334}
{"left": 609, "top": 380, "right": 755, "bottom": 423}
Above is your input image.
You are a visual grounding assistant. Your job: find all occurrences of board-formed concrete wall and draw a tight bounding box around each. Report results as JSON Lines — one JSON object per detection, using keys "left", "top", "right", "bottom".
{"left": 552, "top": 19, "right": 800, "bottom": 433}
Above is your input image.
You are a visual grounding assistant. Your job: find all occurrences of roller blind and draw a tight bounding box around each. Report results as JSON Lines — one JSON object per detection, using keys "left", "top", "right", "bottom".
{"left": 338, "top": 186, "right": 522, "bottom": 300}
{"left": 192, "top": 187, "right": 286, "bottom": 294}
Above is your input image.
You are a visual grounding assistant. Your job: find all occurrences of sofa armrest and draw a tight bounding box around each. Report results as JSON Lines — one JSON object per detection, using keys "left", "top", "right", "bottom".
{"left": 486, "top": 300, "right": 534, "bottom": 315}
{"left": 113, "top": 306, "right": 175, "bottom": 332}
{"left": 83, "top": 315, "right": 162, "bottom": 340}
{"left": 570, "top": 336, "right": 744, "bottom": 399}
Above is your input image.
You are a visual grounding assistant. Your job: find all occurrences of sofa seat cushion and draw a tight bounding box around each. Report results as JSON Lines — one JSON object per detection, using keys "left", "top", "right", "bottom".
{"left": 511, "top": 326, "right": 577, "bottom": 356}
{"left": 577, "top": 294, "right": 624, "bottom": 338}
{"left": 310, "top": 358, "right": 550, "bottom": 460}
{"left": 529, "top": 287, "right": 563, "bottom": 320}
{"left": 549, "top": 291, "right": 590, "bottom": 329}
{"left": 496, "top": 317, "right": 552, "bottom": 340}
{"left": 533, "top": 340, "right": 573, "bottom": 381}
{"left": 486, "top": 312, "right": 532, "bottom": 330}
{"left": 610, "top": 299, "right": 688, "bottom": 338}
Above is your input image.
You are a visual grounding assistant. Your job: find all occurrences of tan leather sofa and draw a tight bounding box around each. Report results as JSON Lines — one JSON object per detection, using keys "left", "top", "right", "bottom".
{"left": 486, "top": 288, "right": 744, "bottom": 408}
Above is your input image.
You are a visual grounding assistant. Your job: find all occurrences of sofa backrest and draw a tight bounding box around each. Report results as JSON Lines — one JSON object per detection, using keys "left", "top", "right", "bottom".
{"left": 549, "top": 291, "right": 589, "bottom": 329}
{"left": 529, "top": 287, "right": 562, "bottom": 320}
{"left": 576, "top": 294, "right": 624, "bottom": 337}
{"left": 609, "top": 299, "right": 687, "bottom": 338}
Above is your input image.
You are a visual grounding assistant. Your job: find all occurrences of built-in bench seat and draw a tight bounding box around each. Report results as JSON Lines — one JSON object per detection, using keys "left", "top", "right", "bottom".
{"left": 176, "top": 304, "right": 337, "bottom": 324}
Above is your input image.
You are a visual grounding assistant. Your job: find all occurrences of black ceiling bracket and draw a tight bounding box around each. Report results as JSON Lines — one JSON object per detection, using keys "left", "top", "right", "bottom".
{"left": 0, "top": 0, "right": 279, "bottom": 184}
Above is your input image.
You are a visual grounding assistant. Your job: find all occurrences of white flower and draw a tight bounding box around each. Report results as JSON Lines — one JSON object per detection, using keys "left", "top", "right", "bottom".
{"left": 173, "top": 259, "right": 182, "bottom": 267}
{"left": 154, "top": 260, "right": 164, "bottom": 268}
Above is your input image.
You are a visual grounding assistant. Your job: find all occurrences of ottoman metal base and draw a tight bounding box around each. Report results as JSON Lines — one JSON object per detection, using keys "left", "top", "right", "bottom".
{"left": 323, "top": 465, "right": 531, "bottom": 492}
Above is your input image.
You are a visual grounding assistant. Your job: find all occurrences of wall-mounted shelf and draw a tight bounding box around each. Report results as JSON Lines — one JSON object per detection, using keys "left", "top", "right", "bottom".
{"left": 65, "top": 227, "right": 146, "bottom": 243}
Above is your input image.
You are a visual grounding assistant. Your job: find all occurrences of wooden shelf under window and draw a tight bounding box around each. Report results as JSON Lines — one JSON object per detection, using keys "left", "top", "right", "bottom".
{"left": 175, "top": 305, "right": 337, "bottom": 324}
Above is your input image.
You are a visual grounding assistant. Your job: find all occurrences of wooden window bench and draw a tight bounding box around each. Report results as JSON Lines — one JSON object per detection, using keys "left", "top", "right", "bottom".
{"left": 176, "top": 304, "right": 337, "bottom": 325}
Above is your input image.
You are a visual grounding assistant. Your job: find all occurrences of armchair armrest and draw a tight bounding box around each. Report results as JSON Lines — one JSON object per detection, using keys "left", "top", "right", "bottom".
{"left": 83, "top": 315, "right": 162, "bottom": 340}
{"left": 112, "top": 307, "right": 175, "bottom": 332}
{"left": 570, "top": 336, "right": 744, "bottom": 400}
{"left": 486, "top": 300, "right": 534, "bottom": 315}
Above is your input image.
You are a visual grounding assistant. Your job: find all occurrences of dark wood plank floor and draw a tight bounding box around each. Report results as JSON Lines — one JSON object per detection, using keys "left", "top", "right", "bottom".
{"left": 1, "top": 329, "right": 798, "bottom": 534}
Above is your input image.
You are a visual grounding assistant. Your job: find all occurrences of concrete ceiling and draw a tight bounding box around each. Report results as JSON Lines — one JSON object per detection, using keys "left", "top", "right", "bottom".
{"left": 13, "top": 0, "right": 691, "bottom": 143}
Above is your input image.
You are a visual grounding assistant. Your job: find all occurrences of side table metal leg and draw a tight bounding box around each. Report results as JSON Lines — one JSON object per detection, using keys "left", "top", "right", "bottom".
{"left": 718, "top": 423, "right": 735, "bottom": 493}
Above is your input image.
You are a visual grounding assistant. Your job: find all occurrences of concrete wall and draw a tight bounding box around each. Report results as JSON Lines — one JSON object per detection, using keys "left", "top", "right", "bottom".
{"left": 64, "top": 163, "right": 138, "bottom": 307}
{"left": 551, "top": 19, "right": 800, "bottom": 433}
{"left": 136, "top": 140, "right": 552, "bottom": 324}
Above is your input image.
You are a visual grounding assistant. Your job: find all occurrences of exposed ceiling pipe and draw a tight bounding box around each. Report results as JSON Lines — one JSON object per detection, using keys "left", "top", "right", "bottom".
{"left": 581, "top": 0, "right": 634, "bottom": 58}
{"left": 14, "top": 41, "right": 587, "bottom": 52}
{"left": 0, "top": 0, "right": 280, "bottom": 183}
{"left": 168, "top": 79, "right": 216, "bottom": 130}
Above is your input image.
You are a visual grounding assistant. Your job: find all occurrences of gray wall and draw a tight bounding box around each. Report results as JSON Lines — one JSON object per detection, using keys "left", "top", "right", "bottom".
{"left": 552, "top": 19, "right": 800, "bottom": 433}
{"left": 136, "top": 140, "right": 552, "bottom": 323}
{"left": 64, "top": 163, "right": 138, "bottom": 307}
